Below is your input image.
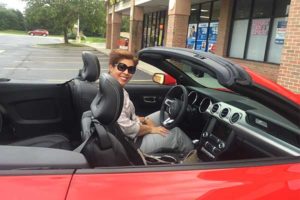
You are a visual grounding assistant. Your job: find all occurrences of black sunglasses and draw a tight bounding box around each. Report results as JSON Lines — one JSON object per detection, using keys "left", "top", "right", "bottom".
{"left": 115, "top": 63, "right": 136, "bottom": 74}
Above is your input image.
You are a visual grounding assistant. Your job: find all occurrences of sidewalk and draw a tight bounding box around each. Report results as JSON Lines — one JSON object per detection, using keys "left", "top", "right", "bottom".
{"left": 83, "top": 42, "right": 163, "bottom": 75}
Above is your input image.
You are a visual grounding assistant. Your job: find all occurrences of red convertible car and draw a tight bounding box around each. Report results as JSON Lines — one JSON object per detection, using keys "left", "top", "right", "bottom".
{"left": 0, "top": 47, "right": 299, "bottom": 199}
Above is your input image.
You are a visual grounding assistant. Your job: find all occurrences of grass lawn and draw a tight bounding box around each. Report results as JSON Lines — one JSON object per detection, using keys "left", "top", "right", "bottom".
{"left": 83, "top": 36, "right": 106, "bottom": 43}
{"left": 0, "top": 30, "right": 106, "bottom": 44}
{"left": 0, "top": 30, "right": 27, "bottom": 35}
{"left": 0, "top": 30, "right": 105, "bottom": 47}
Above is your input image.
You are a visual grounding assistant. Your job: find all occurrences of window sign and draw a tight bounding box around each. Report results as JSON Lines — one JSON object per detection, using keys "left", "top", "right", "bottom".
{"left": 196, "top": 23, "right": 208, "bottom": 51}
{"left": 275, "top": 20, "right": 287, "bottom": 45}
{"left": 247, "top": 18, "right": 270, "bottom": 61}
{"left": 208, "top": 22, "right": 218, "bottom": 52}
{"left": 251, "top": 19, "right": 270, "bottom": 35}
{"left": 187, "top": 24, "right": 197, "bottom": 49}
{"left": 229, "top": 0, "right": 290, "bottom": 64}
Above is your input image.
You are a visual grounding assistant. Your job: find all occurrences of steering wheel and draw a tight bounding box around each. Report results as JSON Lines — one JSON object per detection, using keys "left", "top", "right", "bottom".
{"left": 160, "top": 85, "right": 188, "bottom": 129}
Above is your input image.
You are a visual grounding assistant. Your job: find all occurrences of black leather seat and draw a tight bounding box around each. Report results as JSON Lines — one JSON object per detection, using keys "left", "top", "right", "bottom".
{"left": 80, "top": 74, "right": 181, "bottom": 166}
{"left": 69, "top": 51, "right": 100, "bottom": 125}
{"left": 80, "top": 73, "right": 131, "bottom": 167}
{"left": 9, "top": 52, "right": 100, "bottom": 150}
{"left": 10, "top": 134, "right": 72, "bottom": 150}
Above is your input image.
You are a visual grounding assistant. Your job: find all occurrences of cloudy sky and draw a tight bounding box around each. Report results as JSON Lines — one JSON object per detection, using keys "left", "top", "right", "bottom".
{"left": 0, "top": 0, "right": 26, "bottom": 12}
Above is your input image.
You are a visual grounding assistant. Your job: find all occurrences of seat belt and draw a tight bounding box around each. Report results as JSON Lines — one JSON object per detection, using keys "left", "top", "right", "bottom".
{"left": 74, "top": 120, "right": 112, "bottom": 152}
{"left": 73, "top": 134, "right": 91, "bottom": 153}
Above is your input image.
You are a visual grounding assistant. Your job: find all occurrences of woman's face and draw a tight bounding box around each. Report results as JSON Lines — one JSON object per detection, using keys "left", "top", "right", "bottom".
{"left": 109, "top": 58, "right": 135, "bottom": 87}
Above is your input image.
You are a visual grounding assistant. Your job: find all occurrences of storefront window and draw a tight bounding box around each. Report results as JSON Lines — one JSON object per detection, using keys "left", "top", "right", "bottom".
{"left": 187, "top": 0, "right": 220, "bottom": 53}
{"left": 229, "top": 20, "right": 248, "bottom": 58}
{"left": 228, "top": 0, "right": 290, "bottom": 64}
{"left": 267, "top": 0, "right": 290, "bottom": 63}
{"left": 235, "top": 0, "right": 251, "bottom": 19}
{"left": 200, "top": 3, "right": 211, "bottom": 23}
{"left": 252, "top": 0, "right": 272, "bottom": 18}
{"left": 267, "top": 17, "right": 287, "bottom": 63}
{"left": 211, "top": 0, "right": 220, "bottom": 21}
{"left": 190, "top": 5, "right": 199, "bottom": 24}
{"left": 246, "top": 18, "right": 270, "bottom": 61}
{"left": 142, "top": 10, "right": 167, "bottom": 48}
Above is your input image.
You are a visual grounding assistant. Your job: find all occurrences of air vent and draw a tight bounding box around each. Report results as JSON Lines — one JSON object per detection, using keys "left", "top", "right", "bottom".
{"left": 211, "top": 104, "right": 219, "bottom": 113}
{"left": 199, "top": 97, "right": 211, "bottom": 113}
{"left": 220, "top": 108, "right": 229, "bottom": 118}
{"left": 230, "top": 113, "right": 241, "bottom": 123}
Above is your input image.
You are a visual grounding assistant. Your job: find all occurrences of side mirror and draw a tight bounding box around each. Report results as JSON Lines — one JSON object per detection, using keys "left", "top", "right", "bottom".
{"left": 152, "top": 73, "right": 177, "bottom": 85}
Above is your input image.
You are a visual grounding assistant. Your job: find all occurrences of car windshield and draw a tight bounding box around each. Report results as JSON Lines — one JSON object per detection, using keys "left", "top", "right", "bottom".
{"left": 166, "top": 58, "right": 226, "bottom": 89}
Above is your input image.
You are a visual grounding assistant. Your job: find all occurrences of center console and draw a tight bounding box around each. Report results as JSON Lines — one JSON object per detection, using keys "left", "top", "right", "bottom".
{"left": 198, "top": 117, "right": 234, "bottom": 161}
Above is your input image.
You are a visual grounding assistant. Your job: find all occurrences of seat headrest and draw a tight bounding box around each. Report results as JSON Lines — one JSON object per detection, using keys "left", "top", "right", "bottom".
{"left": 90, "top": 73, "right": 123, "bottom": 125}
{"left": 79, "top": 51, "right": 100, "bottom": 82}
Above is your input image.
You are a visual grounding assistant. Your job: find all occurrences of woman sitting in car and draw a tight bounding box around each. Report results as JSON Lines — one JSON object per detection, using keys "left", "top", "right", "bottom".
{"left": 108, "top": 49, "right": 193, "bottom": 154}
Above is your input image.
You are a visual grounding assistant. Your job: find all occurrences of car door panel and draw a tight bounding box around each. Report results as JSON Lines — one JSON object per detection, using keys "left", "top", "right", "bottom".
{"left": 125, "top": 84, "right": 172, "bottom": 116}
{"left": 0, "top": 172, "right": 73, "bottom": 200}
{"left": 0, "top": 81, "right": 76, "bottom": 142}
{"left": 68, "top": 163, "right": 300, "bottom": 200}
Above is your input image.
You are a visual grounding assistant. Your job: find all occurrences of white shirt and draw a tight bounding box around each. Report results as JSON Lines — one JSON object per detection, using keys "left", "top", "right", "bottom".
{"left": 117, "top": 89, "right": 140, "bottom": 139}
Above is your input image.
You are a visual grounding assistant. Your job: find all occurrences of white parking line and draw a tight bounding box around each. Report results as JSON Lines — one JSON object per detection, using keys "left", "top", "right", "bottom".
{"left": 4, "top": 67, "right": 79, "bottom": 71}
{"left": 14, "top": 61, "right": 82, "bottom": 63}
{"left": 3, "top": 67, "right": 109, "bottom": 71}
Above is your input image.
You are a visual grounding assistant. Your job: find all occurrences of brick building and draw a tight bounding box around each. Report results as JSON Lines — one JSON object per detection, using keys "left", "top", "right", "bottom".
{"left": 106, "top": 0, "right": 300, "bottom": 93}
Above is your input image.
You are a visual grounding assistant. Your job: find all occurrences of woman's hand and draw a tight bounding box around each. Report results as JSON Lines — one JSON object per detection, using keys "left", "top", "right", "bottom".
{"left": 139, "top": 116, "right": 155, "bottom": 127}
{"left": 150, "top": 126, "right": 169, "bottom": 136}
{"left": 139, "top": 116, "right": 146, "bottom": 124}
{"left": 144, "top": 117, "right": 155, "bottom": 127}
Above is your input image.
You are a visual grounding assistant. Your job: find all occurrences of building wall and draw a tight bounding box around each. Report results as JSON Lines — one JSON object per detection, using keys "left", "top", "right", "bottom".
{"left": 106, "top": 0, "right": 299, "bottom": 93}
{"left": 277, "top": 0, "right": 300, "bottom": 93}
{"left": 229, "top": 59, "right": 280, "bottom": 82}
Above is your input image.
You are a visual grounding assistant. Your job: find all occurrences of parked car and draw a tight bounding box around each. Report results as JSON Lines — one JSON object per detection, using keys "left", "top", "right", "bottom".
{"left": 28, "top": 29, "right": 49, "bottom": 36}
{"left": 0, "top": 47, "right": 299, "bottom": 199}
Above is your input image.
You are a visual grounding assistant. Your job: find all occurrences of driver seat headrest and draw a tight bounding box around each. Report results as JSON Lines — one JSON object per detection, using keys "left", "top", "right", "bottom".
{"left": 91, "top": 73, "right": 123, "bottom": 125}
{"left": 79, "top": 51, "right": 100, "bottom": 82}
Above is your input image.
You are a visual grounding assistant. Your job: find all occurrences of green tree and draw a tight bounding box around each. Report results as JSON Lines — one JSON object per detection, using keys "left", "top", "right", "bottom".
{"left": 24, "top": 0, "right": 82, "bottom": 44}
{"left": 0, "top": 6, "right": 25, "bottom": 30}
{"left": 79, "top": 0, "right": 106, "bottom": 37}
{"left": 24, "top": 0, "right": 106, "bottom": 43}
{"left": 121, "top": 15, "right": 129, "bottom": 32}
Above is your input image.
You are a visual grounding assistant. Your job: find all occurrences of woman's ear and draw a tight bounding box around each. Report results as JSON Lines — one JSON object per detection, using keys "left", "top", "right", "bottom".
{"left": 108, "top": 64, "right": 113, "bottom": 74}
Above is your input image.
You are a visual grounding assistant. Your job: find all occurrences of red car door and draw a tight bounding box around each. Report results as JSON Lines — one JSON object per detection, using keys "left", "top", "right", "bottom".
{"left": 67, "top": 163, "right": 300, "bottom": 200}
{"left": 0, "top": 171, "right": 73, "bottom": 200}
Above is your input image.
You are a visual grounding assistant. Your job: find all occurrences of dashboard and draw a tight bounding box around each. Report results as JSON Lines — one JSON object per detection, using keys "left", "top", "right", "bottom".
{"left": 185, "top": 86, "right": 300, "bottom": 161}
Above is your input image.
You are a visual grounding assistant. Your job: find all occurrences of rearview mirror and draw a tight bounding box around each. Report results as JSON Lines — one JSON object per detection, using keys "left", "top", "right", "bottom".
{"left": 152, "top": 73, "right": 176, "bottom": 85}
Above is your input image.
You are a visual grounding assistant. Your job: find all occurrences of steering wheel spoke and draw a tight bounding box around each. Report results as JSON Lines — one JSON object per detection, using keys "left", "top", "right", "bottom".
{"left": 160, "top": 85, "right": 188, "bottom": 129}
{"left": 162, "top": 117, "right": 174, "bottom": 126}
{"left": 164, "top": 98, "right": 174, "bottom": 114}
{"left": 164, "top": 98, "right": 174, "bottom": 106}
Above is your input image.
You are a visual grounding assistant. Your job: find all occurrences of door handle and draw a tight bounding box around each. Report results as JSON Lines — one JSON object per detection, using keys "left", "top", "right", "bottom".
{"left": 143, "top": 96, "right": 157, "bottom": 103}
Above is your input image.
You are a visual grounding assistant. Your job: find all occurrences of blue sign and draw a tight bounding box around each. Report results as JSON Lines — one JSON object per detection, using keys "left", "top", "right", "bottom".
{"left": 275, "top": 21, "right": 287, "bottom": 45}
{"left": 196, "top": 23, "right": 208, "bottom": 51}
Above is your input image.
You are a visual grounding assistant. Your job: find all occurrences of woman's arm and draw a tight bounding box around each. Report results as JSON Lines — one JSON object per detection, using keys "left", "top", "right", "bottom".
{"left": 138, "top": 116, "right": 155, "bottom": 127}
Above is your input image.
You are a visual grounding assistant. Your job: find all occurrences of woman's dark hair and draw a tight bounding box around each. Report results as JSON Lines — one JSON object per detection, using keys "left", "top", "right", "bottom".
{"left": 109, "top": 49, "right": 138, "bottom": 66}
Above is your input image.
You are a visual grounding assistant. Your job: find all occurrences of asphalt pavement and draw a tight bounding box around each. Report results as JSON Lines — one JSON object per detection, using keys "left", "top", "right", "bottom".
{"left": 0, "top": 34, "right": 154, "bottom": 83}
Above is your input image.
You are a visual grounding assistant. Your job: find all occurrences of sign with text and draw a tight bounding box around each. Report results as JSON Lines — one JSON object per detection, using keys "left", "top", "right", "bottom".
{"left": 251, "top": 19, "right": 270, "bottom": 35}
{"left": 275, "top": 20, "right": 287, "bottom": 45}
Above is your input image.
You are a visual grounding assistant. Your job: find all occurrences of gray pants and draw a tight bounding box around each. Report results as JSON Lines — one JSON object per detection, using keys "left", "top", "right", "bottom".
{"left": 139, "top": 111, "right": 194, "bottom": 154}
